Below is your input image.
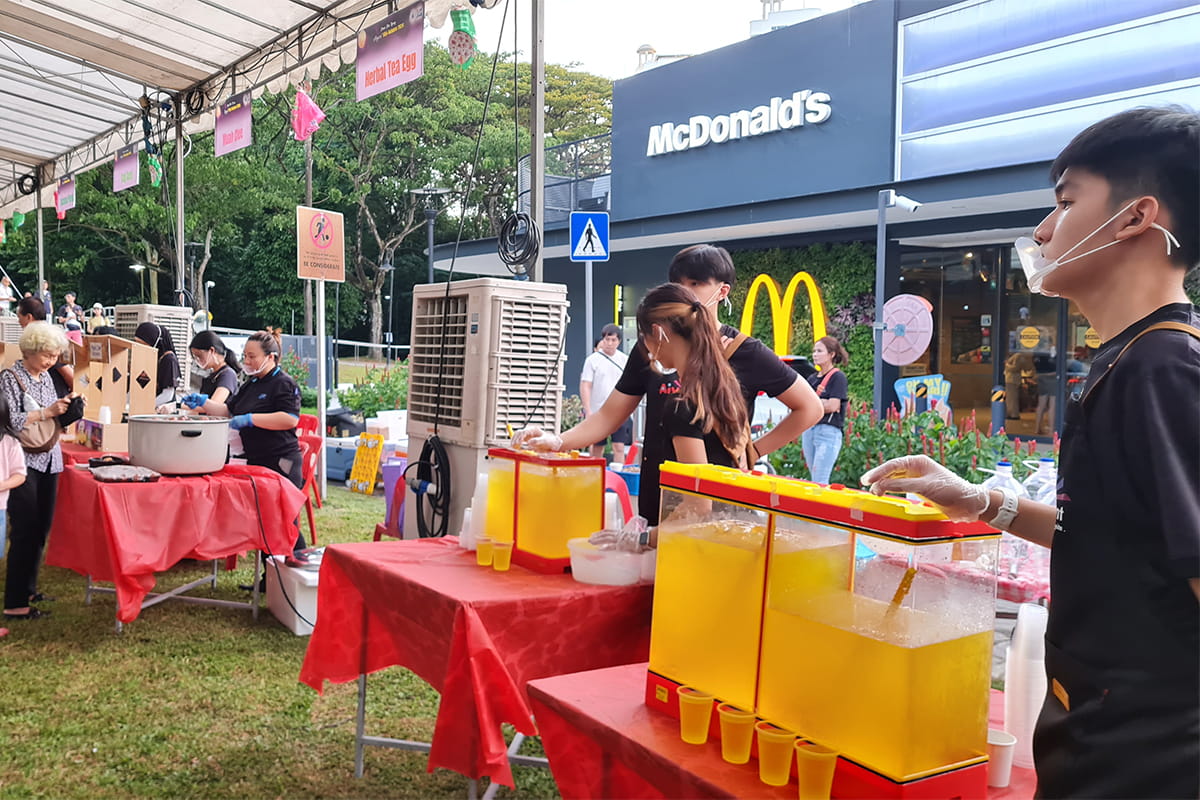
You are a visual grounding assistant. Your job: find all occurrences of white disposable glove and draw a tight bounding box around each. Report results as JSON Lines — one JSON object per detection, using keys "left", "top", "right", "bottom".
{"left": 588, "top": 515, "right": 649, "bottom": 552}
{"left": 861, "top": 455, "right": 989, "bottom": 522}
{"left": 511, "top": 426, "right": 564, "bottom": 452}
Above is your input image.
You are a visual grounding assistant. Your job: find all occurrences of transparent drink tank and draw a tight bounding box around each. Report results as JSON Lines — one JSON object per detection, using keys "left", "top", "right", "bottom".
{"left": 650, "top": 462, "right": 1000, "bottom": 783}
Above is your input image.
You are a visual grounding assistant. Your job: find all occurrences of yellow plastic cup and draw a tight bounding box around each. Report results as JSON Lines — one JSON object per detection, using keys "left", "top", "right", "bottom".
{"left": 476, "top": 537, "right": 494, "bottom": 567}
{"left": 677, "top": 687, "right": 714, "bottom": 744}
{"left": 756, "top": 722, "right": 796, "bottom": 787}
{"left": 492, "top": 540, "right": 513, "bottom": 572}
{"left": 795, "top": 741, "right": 838, "bottom": 800}
{"left": 717, "top": 703, "right": 756, "bottom": 764}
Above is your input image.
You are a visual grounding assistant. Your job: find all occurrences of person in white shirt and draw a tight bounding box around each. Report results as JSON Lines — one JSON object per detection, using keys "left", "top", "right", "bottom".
{"left": 579, "top": 323, "right": 633, "bottom": 463}
{"left": 0, "top": 276, "right": 15, "bottom": 316}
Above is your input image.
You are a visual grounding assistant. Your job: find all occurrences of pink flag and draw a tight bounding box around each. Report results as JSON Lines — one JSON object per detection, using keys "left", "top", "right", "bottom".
{"left": 292, "top": 90, "right": 326, "bottom": 142}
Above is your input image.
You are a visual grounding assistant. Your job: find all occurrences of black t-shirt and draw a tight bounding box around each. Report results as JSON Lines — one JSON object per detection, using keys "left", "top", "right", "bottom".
{"left": 1037, "top": 302, "right": 1199, "bottom": 794}
{"left": 662, "top": 398, "right": 739, "bottom": 470}
{"left": 200, "top": 364, "right": 239, "bottom": 399}
{"left": 806, "top": 367, "right": 848, "bottom": 429}
{"left": 614, "top": 324, "right": 798, "bottom": 524}
{"left": 226, "top": 367, "right": 302, "bottom": 465}
{"left": 1051, "top": 302, "right": 1199, "bottom": 671}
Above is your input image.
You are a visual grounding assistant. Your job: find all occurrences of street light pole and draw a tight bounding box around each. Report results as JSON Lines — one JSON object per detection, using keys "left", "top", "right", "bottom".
{"left": 873, "top": 189, "right": 922, "bottom": 416}
{"left": 409, "top": 187, "right": 451, "bottom": 284}
{"left": 130, "top": 264, "right": 146, "bottom": 303}
{"left": 425, "top": 205, "right": 436, "bottom": 284}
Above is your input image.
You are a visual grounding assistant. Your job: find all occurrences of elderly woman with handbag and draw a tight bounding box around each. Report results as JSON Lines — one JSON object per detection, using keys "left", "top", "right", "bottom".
{"left": 2, "top": 322, "right": 74, "bottom": 620}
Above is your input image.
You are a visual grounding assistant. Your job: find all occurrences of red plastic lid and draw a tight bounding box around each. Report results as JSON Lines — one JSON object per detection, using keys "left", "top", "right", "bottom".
{"left": 487, "top": 447, "right": 607, "bottom": 468}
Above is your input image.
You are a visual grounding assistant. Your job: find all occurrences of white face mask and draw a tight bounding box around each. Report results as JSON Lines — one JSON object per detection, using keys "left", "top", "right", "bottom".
{"left": 1015, "top": 200, "right": 1181, "bottom": 296}
{"left": 647, "top": 325, "right": 675, "bottom": 375}
{"left": 243, "top": 359, "right": 273, "bottom": 378}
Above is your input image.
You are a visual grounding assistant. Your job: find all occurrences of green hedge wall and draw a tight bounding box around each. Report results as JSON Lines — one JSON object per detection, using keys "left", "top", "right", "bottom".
{"left": 728, "top": 242, "right": 876, "bottom": 402}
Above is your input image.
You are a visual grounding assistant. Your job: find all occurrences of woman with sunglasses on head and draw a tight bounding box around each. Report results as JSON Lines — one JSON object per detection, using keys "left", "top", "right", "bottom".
{"left": 179, "top": 330, "right": 307, "bottom": 586}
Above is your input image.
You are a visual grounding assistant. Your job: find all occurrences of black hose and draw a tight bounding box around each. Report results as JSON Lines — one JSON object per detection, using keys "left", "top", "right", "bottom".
{"left": 497, "top": 212, "right": 540, "bottom": 277}
{"left": 414, "top": 434, "right": 451, "bottom": 538}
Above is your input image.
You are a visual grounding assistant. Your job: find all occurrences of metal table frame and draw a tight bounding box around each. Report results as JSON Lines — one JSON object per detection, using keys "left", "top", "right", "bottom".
{"left": 85, "top": 552, "right": 261, "bottom": 633}
{"left": 354, "top": 673, "right": 549, "bottom": 800}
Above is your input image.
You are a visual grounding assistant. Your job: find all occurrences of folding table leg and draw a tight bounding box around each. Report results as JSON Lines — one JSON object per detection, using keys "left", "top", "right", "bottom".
{"left": 355, "top": 674, "right": 368, "bottom": 779}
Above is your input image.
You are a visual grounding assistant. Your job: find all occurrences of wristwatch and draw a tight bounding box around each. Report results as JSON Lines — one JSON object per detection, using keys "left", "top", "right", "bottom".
{"left": 986, "top": 486, "right": 1020, "bottom": 531}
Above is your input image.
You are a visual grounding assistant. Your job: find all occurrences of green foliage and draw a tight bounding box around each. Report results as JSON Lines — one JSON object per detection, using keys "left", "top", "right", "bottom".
{"left": 560, "top": 393, "right": 584, "bottom": 431}
{"left": 729, "top": 243, "right": 876, "bottom": 401}
{"left": 338, "top": 363, "right": 409, "bottom": 419}
{"left": 770, "top": 402, "right": 1057, "bottom": 487}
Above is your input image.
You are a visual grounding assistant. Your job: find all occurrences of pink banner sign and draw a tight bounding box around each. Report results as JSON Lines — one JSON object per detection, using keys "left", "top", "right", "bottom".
{"left": 356, "top": 1, "right": 425, "bottom": 101}
{"left": 57, "top": 174, "right": 76, "bottom": 211}
{"left": 215, "top": 92, "right": 252, "bottom": 157}
{"left": 113, "top": 145, "right": 139, "bottom": 192}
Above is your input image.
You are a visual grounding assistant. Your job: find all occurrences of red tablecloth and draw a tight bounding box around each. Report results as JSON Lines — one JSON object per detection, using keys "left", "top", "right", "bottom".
{"left": 60, "top": 441, "right": 121, "bottom": 465}
{"left": 45, "top": 463, "right": 304, "bottom": 622}
{"left": 527, "top": 663, "right": 1038, "bottom": 800}
{"left": 298, "top": 538, "right": 653, "bottom": 788}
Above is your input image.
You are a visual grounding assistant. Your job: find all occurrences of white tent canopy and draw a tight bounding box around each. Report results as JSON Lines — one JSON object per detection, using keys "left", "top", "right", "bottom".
{"left": 0, "top": 0, "right": 496, "bottom": 217}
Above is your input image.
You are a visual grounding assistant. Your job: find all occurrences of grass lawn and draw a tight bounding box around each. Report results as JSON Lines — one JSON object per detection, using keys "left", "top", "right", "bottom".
{"left": 0, "top": 486, "right": 560, "bottom": 800}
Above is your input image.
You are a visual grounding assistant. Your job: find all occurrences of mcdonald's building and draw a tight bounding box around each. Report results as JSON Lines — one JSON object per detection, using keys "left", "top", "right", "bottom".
{"left": 436, "top": 0, "right": 1200, "bottom": 439}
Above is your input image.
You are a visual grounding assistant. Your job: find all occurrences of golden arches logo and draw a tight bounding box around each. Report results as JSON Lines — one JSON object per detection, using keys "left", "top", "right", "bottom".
{"left": 738, "top": 272, "right": 828, "bottom": 355}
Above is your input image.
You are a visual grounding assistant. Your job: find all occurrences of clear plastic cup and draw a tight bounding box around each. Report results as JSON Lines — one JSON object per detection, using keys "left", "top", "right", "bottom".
{"left": 756, "top": 722, "right": 796, "bottom": 786}
{"left": 717, "top": 703, "right": 756, "bottom": 764}
{"left": 492, "top": 540, "right": 513, "bottom": 572}
{"left": 677, "top": 686, "right": 714, "bottom": 744}
{"left": 794, "top": 741, "right": 838, "bottom": 799}
{"left": 476, "top": 537, "right": 494, "bottom": 567}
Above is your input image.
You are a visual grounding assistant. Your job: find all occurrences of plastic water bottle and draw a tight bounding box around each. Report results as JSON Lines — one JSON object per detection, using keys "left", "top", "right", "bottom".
{"left": 980, "top": 461, "right": 1029, "bottom": 498}
{"left": 1022, "top": 458, "right": 1057, "bottom": 505}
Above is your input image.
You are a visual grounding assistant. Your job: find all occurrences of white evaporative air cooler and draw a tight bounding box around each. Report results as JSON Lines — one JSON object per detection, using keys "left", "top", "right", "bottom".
{"left": 114, "top": 303, "right": 196, "bottom": 394}
{"left": 402, "top": 278, "right": 569, "bottom": 540}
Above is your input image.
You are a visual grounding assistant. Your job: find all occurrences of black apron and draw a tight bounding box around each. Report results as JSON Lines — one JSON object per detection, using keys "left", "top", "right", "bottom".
{"left": 1033, "top": 323, "right": 1200, "bottom": 799}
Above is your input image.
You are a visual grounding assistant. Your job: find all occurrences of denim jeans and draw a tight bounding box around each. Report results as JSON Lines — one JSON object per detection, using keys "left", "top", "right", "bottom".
{"left": 801, "top": 423, "right": 843, "bottom": 485}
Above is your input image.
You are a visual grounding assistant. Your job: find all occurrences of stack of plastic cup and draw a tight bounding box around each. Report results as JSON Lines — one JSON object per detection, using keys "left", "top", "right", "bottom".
{"left": 677, "top": 687, "right": 714, "bottom": 744}
{"left": 1004, "top": 602, "right": 1048, "bottom": 769}
{"left": 717, "top": 704, "right": 756, "bottom": 764}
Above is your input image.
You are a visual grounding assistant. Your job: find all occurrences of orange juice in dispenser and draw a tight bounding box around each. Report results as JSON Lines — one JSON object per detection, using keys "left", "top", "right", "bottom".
{"left": 645, "top": 463, "right": 1000, "bottom": 799}
{"left": 485, "top": 448, "right": 606, "bottom": 572}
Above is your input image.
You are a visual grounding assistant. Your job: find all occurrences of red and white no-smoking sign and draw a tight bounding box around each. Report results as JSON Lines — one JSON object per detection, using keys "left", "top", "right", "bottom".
{"left": 296, "top": 206, "right": 346, "bottom": 282}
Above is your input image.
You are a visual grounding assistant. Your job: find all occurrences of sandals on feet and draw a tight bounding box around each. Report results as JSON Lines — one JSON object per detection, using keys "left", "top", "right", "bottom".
{"left": 4, "top": 608, "right": 50, "bottom": 620}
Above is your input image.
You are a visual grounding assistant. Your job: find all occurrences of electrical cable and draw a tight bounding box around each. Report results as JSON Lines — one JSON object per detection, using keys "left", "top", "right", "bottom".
{"left": 245, "top": 473, "right": 316, "bottom": 629}
{"left": 495, "top": 5, "right": 539, "bottom": 279}
{"left": 412, "top": 434, "right": 452, "bottom": 538}
{"left": 517, "top": 310, "right": 569, "bottom": 433}
{"left": 418, "top": 0, "right": 515, "bottom": 541}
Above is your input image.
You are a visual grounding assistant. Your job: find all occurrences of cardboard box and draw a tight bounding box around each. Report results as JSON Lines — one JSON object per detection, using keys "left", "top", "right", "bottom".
{"left": 77, "top": 419, "right": 128, "bottom": 452}
{"left": 265, "top": 556, "right": 319, "bottom": 635}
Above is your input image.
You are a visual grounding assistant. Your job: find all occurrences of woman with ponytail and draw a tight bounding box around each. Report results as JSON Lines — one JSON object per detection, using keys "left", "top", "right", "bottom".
{"left": 636, "top": 283, "right": 750, "bottom": 471}
{"left": 188, "top": 330, "right": 241, "bottom": 405}
{"left": 180, "top": 329, "right": 307, "bottom": 587}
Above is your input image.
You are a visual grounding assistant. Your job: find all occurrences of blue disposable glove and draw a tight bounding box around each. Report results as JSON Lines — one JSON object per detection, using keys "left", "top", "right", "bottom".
{"left": 181, "top": 392, "right": 209, "bottom": 409}
{"left": 230, "top": 413, "right": 254, "bottom": 430}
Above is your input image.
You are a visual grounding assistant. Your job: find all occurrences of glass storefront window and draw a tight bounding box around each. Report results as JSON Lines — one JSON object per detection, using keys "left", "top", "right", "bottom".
{"left": 898, "top": 247, "right": 1001, "bottom": 429}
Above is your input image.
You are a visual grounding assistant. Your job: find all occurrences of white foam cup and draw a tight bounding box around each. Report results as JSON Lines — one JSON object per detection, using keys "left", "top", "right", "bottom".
{"left": 987, "top": 729, "right": 1017, "bottom": 788}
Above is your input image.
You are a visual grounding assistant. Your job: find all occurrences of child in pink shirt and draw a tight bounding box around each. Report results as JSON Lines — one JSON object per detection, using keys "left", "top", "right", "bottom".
{"left": 0, "top": 392, "right": 28, "bottom": 554}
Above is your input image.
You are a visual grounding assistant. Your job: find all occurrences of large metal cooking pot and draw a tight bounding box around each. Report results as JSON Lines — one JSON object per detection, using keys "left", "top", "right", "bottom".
{"left": 128, "top": 414, "right": 231, "bottom": 475}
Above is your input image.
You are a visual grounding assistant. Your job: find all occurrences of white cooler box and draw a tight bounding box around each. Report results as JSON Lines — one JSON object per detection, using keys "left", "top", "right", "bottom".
{"left": 265, "top": 556, "right": 319, "bottom": 635}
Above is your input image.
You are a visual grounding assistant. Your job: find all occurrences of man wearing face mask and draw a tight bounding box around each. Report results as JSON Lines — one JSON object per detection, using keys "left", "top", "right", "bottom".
{"left": 864, "top": 107, "right": 1200, "bottom": 798}
{"left": 515, "top": 244, "right": 823, "bottom": 525}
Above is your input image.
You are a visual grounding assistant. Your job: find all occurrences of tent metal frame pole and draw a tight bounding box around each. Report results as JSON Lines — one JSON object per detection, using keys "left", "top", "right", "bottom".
{"left": 36, "top": 178, "right": 44, "bottom": 295}
{"left": 175, "top": 101, "right": 186, "bottom": 304}
{"left": 529, "top": 0, "right": 545, "bottom": 282}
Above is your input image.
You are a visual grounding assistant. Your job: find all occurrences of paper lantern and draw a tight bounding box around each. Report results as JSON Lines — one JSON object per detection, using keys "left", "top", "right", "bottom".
{"left": 447, "top": 9, "right": 477, "bottom": 69}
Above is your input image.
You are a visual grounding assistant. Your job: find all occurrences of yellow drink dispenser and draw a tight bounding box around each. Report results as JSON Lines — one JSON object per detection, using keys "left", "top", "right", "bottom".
{"left": 645, "top": 462, "right": 1000, "bottom": 799}
{"left": 485, "top": 448, "right": 606, "bottom": 573}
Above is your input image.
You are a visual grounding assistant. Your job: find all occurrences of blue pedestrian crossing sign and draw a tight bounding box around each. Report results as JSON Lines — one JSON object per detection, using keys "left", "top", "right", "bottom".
{"left": 570, "top": 211, "right": 609, "bottom": 262}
